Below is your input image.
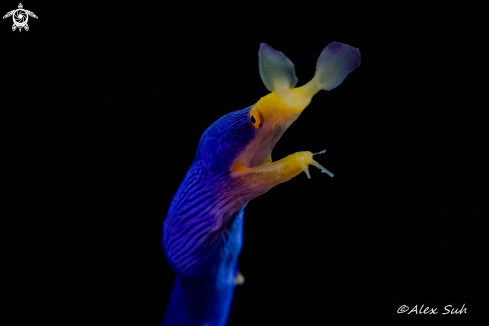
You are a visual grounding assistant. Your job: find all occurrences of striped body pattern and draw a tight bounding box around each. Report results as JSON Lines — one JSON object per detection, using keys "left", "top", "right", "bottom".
{"left": 164, "top": 108, "right": 254, "bottom": 280}
{"left": 162, "top": 42, "right": 360, "bottom": 325}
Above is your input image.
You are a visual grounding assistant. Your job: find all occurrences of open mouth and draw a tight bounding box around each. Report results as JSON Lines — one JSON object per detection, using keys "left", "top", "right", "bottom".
{"left": 248, "top": 123, "right": 285, "bottom": 168}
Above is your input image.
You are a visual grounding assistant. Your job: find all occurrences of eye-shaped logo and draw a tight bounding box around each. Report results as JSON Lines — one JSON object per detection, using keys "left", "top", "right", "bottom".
{"left": 3, "top": 3, "right": 38, "bottom": 32}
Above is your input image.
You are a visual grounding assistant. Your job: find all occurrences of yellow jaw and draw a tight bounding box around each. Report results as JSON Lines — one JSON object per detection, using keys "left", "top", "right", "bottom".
{"left": 230, "top": 41, "right": 360, "bottom": 195}
{"left": 230, "top": 86, "right": 328, "bottom": 180}
{"left": 230, "top": 80, "right": 323, "bottom": 173}
{"left": 254, "top": 87, "right": 313, "bottom": 117}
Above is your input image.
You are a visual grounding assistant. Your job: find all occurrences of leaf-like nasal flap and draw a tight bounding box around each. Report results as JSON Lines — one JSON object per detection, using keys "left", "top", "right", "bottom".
{"left": 258, "top": 43, "right": 298, "bottom": 94}
{"left": 315, "top": 42, "right": 361, "bottom": 91}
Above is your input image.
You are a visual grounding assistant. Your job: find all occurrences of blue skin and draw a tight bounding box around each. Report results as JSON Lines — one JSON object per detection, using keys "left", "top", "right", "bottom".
{"left": 162, "top": 107, "right": 256, "bottom": 326}
{"left": 161, "top": 41, "right": 360, "bottom": 325}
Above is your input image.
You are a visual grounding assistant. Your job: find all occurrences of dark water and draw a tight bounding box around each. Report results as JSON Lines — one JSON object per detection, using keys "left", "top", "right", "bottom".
{"left": 3, "top": 1, "right": 486, "bottom": 325}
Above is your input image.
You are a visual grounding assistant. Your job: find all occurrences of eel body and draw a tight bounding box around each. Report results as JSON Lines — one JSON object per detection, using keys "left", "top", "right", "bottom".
{"left": 162, "top": 42, "right": 360, "bottom": 326}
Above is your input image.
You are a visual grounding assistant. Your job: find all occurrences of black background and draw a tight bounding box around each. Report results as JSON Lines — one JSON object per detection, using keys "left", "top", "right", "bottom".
{"left": 3, "top": 1, "right": 487, "bottom": 325}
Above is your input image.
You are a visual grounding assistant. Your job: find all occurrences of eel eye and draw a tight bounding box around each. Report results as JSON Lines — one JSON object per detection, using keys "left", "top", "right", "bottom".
{"left": 249, "top": 108, "right": 261, "bottom": 129}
